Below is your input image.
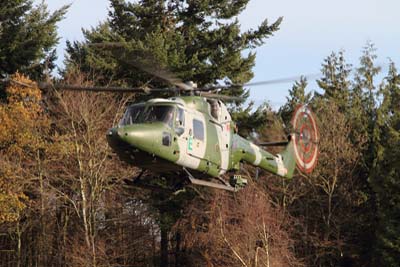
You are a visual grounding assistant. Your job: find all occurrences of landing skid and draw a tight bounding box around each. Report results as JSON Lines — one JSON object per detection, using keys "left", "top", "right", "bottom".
{"left": 183, "top": 168, "right": 238, "bottom": 192}
{"left": 123, "top": 168, "right": 245, "bottom": 192}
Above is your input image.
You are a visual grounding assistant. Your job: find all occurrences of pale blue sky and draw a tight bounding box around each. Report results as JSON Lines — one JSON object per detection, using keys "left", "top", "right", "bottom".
{"left": 38, "top": 0, "right": 400, "bottom": 108}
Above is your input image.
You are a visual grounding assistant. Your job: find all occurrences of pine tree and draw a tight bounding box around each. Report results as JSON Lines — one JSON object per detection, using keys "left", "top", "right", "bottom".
{"left": 279, "top": 76, "right": 311, "bottom": 124}
{"left": 370, "top": 62, "right": 400, "bottom": 266}
{"left": 352, "top": 42, "right": 381, "bottom": 153}
{"left": 0, "top": 1, "right": 68, "bottom": 82}
{"left": 317, "top": 50, "right": 352, "bottom": 112}
{"left": 64, "top": 0, "right": 282, "bottom": 102}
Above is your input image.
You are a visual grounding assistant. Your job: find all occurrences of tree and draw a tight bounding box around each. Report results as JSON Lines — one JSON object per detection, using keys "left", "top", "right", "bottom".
{"left": 279, "top": 76, "right": 311, "bottom": 124}
{"left": 45, "top": 72, "right": 134, "bottom": 267}
{"left": 316, "top": 50, "right": 352, "bottom": 112}
{"left": 352, "top": 42, "right": 381, "bottom": 162}
{"left": 0, "top": 74, "right": 54, "bottom": 266}
{"left": 64, "top": 0, "right": 282, "bottom": 102}
{"left": 174, "top": 183, "right": 301, "bottom": 267}
{"left": 0, "top": 1, "right": 68, "bottom": 83}
{"left": 0, "top": 74, "right": 50, "bottom": 223}
{"left": 370, "top": 62, "right": 400, "bottom": 266}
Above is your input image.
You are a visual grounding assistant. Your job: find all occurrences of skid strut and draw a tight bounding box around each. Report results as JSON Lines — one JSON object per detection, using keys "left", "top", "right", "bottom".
{"left": 183, "top": 168, "right": 238, "bottom": 192}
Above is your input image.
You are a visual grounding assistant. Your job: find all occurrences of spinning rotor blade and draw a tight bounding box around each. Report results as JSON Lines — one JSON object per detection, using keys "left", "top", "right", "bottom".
{"left": 90, "top": 42, "right": 193, "bottom": 91}
{"left": 291, "top": 105, "right": 319, "bottom": 174}
{"left": 243, "top": 73, "right": 321, "bottom": 87}
{"left": 200, "top": 73, "right": 321, "bottom": 91}
{"left": 38, "top": 83, "right": 169, "bottom": 93}
{"left": 1, "top": 77, "right": 35, "bottom": 88}
{"left": 122, "top": 57, "right": 193, "bottom": 91}
{"left": 200, "top": 92, "right": 242, "bottom": 101}
{"left": 89, "top": 42, "right": 324, "bottom": 94}
{"left": 2, "top": 78, "right": 173, "bottom": 94}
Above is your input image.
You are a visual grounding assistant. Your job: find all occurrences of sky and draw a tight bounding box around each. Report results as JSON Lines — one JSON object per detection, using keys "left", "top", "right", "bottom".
{"left": 38, "top": 0, "right": 400, "bottom": 108}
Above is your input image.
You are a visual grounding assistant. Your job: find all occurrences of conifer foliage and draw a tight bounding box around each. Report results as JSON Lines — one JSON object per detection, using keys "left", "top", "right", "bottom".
{"left": 65, "top": 0, "right": 282, "bottom": 101}
{"left": 0, "top": 1, "right": 68, "bottom": 81}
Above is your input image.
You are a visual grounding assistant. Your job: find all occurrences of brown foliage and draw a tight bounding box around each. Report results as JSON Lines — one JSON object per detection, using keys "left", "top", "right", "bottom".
{"left": 0, "top": 73, "right": 48, "bottom": 223}
{"left": 175, "top": 183, "right": 302, "bottom": 267}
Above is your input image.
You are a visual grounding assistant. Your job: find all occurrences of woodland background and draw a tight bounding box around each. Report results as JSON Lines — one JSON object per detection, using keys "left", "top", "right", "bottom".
{"left": 0, "top": 1, "right": 399, "bottom": 267}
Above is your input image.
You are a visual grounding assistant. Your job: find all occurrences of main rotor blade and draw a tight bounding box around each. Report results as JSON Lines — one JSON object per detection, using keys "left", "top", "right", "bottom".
{"left": 122, "top": 57, "right": 193, "bottom": 91}
{"left": 90, "top": 42, "right": 193, "bottom": 91}
{"left": 0, "top": 78, "right": 36, "bottom": 88}
{"left": 2, "top": 77, "right": 174, "bottom": 94}
{"left": 200, "top": 73, "right": 322, "bottom": 91}
{"left": 38, "top": 83, "right": 172, "bottom": 93}
{"left": 243, "top": 73, "right": 321, "bottom": 87}
{"left": 200, "top": 92, "right": 242, "bottom": 102}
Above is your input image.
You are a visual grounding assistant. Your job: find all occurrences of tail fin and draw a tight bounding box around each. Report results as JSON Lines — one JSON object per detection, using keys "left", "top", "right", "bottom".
{"left": 274, "top": 104, "right": 320, "bottom": 179}
{"left": 277, "top": 135, "right": 296, "bottom": 179}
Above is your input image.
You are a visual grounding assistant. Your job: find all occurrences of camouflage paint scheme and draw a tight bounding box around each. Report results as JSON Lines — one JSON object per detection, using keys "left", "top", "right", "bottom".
{"left": 107, "top": 96, "right": 296, "bottom": 181}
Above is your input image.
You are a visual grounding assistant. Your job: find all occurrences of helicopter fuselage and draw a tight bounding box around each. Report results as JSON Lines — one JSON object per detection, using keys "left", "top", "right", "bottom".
{"left": 106, "top": 96, "right": 297, "bottom": 181}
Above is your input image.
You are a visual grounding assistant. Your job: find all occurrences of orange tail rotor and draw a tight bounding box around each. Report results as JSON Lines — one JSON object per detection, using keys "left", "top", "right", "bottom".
{"left": 291, "top": 105, "right": 319, "bottom": 174}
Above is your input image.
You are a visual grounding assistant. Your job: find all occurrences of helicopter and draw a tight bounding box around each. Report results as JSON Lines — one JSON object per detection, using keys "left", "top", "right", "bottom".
{"left": 105, "top": 92, "right": 318, "bottom": 192}
{"left": 2, "top": 52, "right": 319, "bottom": 192}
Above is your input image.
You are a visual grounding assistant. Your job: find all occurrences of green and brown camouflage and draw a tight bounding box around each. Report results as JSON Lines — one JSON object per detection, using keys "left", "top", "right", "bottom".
{"left": 107, "top": 96, "right": 315, "bottom": 189}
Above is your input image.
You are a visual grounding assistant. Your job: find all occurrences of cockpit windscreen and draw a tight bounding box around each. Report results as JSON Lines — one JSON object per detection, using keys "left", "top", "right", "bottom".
{"left": 119, "top": 105, "right": 175, "bottom": 127}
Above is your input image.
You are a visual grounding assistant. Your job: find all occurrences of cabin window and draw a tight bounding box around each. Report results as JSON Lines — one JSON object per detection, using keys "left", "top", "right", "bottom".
{"left": 162, "top": 132, "right": 171, "bottom": 146}
{"left": 193, "top": 119, "right": 204, "bottom": 141}
{"left": 208, "top": 99, "right": 220, "bottom": 120}
{"left": 176, "top": 108, "right": 185, "bottom": 127}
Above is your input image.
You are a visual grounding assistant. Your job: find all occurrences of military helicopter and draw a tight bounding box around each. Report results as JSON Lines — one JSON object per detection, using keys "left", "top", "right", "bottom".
{"left": 105, "top": 92, "right": 318, "bottom": 192}
{"left": 2, "top": 54, "right": 319, "bottom": 192}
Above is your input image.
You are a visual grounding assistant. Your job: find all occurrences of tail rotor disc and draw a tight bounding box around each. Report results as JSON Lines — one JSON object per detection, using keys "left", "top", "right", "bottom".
{"left": 291, "top": 105, "right": 319, "bottom": 174}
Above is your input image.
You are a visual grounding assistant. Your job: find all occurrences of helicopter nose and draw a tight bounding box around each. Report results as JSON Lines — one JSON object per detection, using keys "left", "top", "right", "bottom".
{"left": 119, "top": 126, "right": 156, "bottom": 151}
{"left": 106, "top": 127, "right": 133, "bottom": 139}
{"left": 107, "top": 124, "right": 164, "bottom": 153}
{"left": 106, "top": 127, "right": 124, "bottom": 148}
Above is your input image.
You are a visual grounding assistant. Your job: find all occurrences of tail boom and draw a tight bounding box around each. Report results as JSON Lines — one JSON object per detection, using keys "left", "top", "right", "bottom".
{"left": 230, "top": 134, "right": 296, "bottom": 179}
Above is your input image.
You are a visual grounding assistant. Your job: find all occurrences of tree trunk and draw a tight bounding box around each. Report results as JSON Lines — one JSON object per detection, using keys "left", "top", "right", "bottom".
{"left": 160, "top": 226, "right": 169, "bottom": 267}
{"left": 175, "top": 232, "right": 181, "bottom": 267}
{"left": 16, "top": 220, "right": 21, "bottom": 267}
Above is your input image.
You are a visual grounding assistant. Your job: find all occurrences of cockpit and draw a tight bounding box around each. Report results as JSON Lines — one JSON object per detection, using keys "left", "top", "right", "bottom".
{"left": 119, "top": 104, "right": 176, "bottom": 127}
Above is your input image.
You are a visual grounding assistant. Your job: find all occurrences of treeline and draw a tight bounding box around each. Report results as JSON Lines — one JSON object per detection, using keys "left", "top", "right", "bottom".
{"left": 0, "top": 1, "right": 399, "bottom": 267}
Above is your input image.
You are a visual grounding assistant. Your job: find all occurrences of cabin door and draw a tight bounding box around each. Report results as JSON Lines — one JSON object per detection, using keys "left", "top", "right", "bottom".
{"left": 187, "top": 113, "right": 207, "bottom": 161}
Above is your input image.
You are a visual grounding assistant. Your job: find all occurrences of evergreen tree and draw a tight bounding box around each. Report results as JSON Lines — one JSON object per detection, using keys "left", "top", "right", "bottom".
{"left": 317, "top": 50, "right": 352, "bottom": 112}
{"left": 279, "top": 76, "right": 311, "bottom": 124}
{"left": 341, "top": 42, "right": 382, "bottom": 265}
{"left": 64, "top": 0, "right": 282, "bottom": 102}
{"left": 370, "top": 62, "right": 400, "bottom": 266}
{"left": 352, "top": 42, "right": 381, "bottom": 154}
{"left": 0, "top": 1, "right": 69, "bottom": 82}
